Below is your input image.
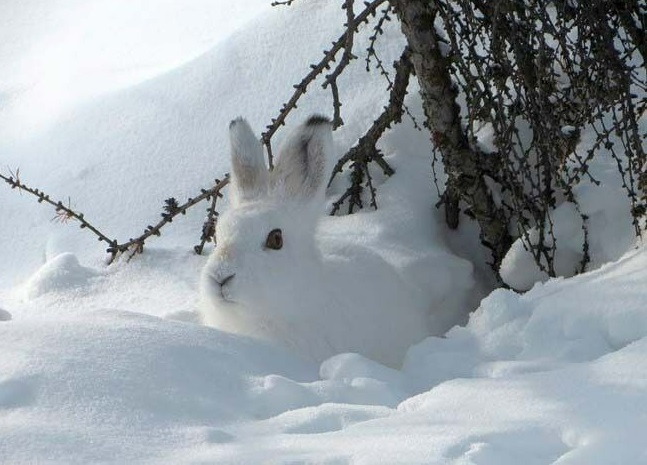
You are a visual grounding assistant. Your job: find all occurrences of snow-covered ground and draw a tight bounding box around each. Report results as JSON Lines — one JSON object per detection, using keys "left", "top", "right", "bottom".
{"left": 1, "top": 1, "right": 646, "bottom": 463}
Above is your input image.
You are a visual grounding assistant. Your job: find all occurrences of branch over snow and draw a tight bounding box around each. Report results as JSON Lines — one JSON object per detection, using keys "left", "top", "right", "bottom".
{"left": 1, "top": 169, "right": 117, "bottom": 250}
{"left": 113, "top": 175, "right": 230, "bottom": 262}
{"left": 0, "top": 169, "right": 229, "bottom": 263}
{"left": 329, "top": 46, "right": 413, "bottom": 214}
{"left": 261, "top": 0, "right": 388, "bottom": 168}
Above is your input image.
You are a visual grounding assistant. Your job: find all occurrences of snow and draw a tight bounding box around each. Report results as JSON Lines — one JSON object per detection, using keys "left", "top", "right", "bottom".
{"left": 1, "top": 0, "right": 646, "bottom": 463}
{"left": 499, "top": 138, "right": 640, "bottom": 291}
{"left": 0, "top": 0, "right": 272, "bottom": 127}
{"left": 4, "top": 250, "right": 647, "bottom": 463}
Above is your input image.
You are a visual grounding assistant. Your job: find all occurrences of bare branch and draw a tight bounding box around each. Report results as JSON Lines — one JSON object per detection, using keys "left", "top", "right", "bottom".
{"left": 365, "top": 4, "right": 394, "bottom": 72}
{"left": 193, "top": 176, "right": 227, "bottom": 255}
{"left": 1, "top": 169, "right": 230, "bottom": 263}
{"left": 1, "top": 170, "right": 118, "bottom": 250}
{"left": 108, "top": 175, "right": 230, "bottom": 262}
{"left": 271, "top": 0, "right": 297, "bottom": 6}
{"left": 261, "top": 0, "right": 388, "bottom": 167}
{"left": 329, "top": 46, "right": 413, "bottom": 214}
{"left": 325, "top": 0, "right": 358, "bottom": 128}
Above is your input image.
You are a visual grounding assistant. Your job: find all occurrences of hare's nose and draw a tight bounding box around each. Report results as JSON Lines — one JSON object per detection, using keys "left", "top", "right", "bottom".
{"left": 217, "top": 274, "right": 236, "bottom": 287}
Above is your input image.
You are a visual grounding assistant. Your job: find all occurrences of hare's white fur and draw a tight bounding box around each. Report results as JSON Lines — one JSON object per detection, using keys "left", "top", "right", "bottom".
{"left": 200, "top": 116, "right": 431, "bottom": 367}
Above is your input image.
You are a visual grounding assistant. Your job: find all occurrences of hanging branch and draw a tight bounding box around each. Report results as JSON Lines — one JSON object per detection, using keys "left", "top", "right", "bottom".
{"left": 261, "top": 0, "right": 388, "bottom": 168}
{"left": 324, "top": 0, "right": 358, "bottom": 129}
{"left": 365, "top": 4, "right": 394, "bottom": 72}
{"left": 329, "top": 46, "right": 413, "bottom": 214}
{"left": 330, "top": 162, "right": 366, "bottom": 214}
{"left": 365, "top": 4, "right": 422, "bottom": 131}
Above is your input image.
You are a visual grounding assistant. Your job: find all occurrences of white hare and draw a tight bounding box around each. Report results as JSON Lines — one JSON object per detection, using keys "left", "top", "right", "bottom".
{"left": 200, "top": 116, "right": 436, "bottom": 367}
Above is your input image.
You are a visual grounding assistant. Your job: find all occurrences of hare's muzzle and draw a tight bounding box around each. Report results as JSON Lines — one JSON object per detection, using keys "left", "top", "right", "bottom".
{"left": 214, "top": 273, "right": 236, "bottom": 302}
{"left": 217, "top": 273, "right": 236, "bottom": 287}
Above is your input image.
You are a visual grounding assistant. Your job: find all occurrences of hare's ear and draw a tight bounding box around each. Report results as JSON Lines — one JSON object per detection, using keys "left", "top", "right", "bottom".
{"left": 271, "top": 115, "right": 332, "bottom": 203}
{"left": 229, "top": 117, "right": 268, "bottom": 204}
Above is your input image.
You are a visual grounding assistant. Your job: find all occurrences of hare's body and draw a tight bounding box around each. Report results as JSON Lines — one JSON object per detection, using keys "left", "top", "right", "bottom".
{"left": 201, "top": 116, "right": 432, "bottom": 367}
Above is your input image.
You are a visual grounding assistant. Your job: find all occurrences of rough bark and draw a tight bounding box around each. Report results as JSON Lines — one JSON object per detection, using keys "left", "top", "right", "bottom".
{"left": 392, "top": 0, "right": 512, "bottom": 271}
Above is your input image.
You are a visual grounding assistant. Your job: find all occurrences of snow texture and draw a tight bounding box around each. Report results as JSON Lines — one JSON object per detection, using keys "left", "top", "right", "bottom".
{"left": 1, "top": 1, "right": 646, "bottom": 463}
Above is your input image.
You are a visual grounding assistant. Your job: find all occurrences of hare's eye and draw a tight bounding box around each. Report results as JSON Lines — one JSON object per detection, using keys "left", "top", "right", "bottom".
{"left": 265, "top": 228, "right": 283, "bottom": 250}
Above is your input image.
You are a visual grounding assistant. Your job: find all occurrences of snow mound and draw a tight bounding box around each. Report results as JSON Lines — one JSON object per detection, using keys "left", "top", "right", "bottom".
{"left": 2, "top": 248, "right": 647, "bottom": 463}
{"left": 500, "top": 155, "right": 639, "bottom": 291}
{"left": 406, "top": 246, "right": 647, "bottom": 386}
{"left": 0, "top": 308, "right": 11, "bottom": 321}
{"left": 0, "top": 310, "right": 316, "bottom": 463}
{"left": 391, "top": 248, "right": 647, "bottom": 464}
{"left": 22, "top": 252, "right": 98, "bottom": 300}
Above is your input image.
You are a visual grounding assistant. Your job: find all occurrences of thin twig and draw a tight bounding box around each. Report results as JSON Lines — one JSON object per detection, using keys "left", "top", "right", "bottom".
{"left": 365, "top": 5, "right": 394, "bottom": 72}
{"left": 261, "top": 0, "right": 388, "bottom": 167}
{"left": 193, "top": 176, "right": 227, "bottom": 254}
{"left": 109, "top": 175, "right": 230, "bottom": 262}
{"left": 0, "top": 169, "right": 230, "bottom": 262}
{"left": 325, "top": 0, "right": 358, "bottom": 128}
{"left": 1, "top": 170, "right": 118, "bottom": 249}
{"left": 329, "top": 47, "right": 413, "bottom": 214}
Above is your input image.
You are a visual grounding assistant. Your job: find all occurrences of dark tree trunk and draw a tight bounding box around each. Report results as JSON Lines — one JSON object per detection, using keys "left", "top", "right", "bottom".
{"left": 392, "top": 0, "right": 512, "bottom": 272}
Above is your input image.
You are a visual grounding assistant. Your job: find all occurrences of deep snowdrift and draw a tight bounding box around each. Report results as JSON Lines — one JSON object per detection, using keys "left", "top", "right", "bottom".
{"left": 2, "top": 244, "right": 647, "bottom": 464}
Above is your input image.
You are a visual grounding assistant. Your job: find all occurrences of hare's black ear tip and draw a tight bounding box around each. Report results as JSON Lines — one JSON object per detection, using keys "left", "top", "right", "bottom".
{"left": 229, "top": 116, "right": 246, "bottom": 129}
{"left": 305, "top": 114, "right": 332, "bottom": 126}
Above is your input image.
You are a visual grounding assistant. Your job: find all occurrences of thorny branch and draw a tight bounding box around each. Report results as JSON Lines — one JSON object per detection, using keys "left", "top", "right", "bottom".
{"left": 0, "top": 169, "right": 229, "bottom": 263}
{"left": 193, "top": 176, "right": 227, "bottom": 255}
{"left": 428, "top": 0, "right": 646, "bottom": 277}
{"left": 365, "top": 4, "right": 394, "bottom": 72}
{"left": 329, "top": 46, "right": 413, "bottom": 214}
{"left": 366, "top": 5, "right": 423, "bottom": 132}
{"left": 113, "top": 175, "right": 229, "bottom": 262}
{"left": 271, "top": 0, "right": 297, "bottom": 5}
{"left": 324, "top": 0, "right": 358, "bottom": 129}
{"left": 262, "top": 0, "right": 388, "bottom": 167}
{"left": 1, "top": 169, "right": 117, "bottom": 250}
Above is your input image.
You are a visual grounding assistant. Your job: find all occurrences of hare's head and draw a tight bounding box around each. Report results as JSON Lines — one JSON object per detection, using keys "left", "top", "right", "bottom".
{"left": 202, "top": 116, "right": 333, "bottom": 316}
